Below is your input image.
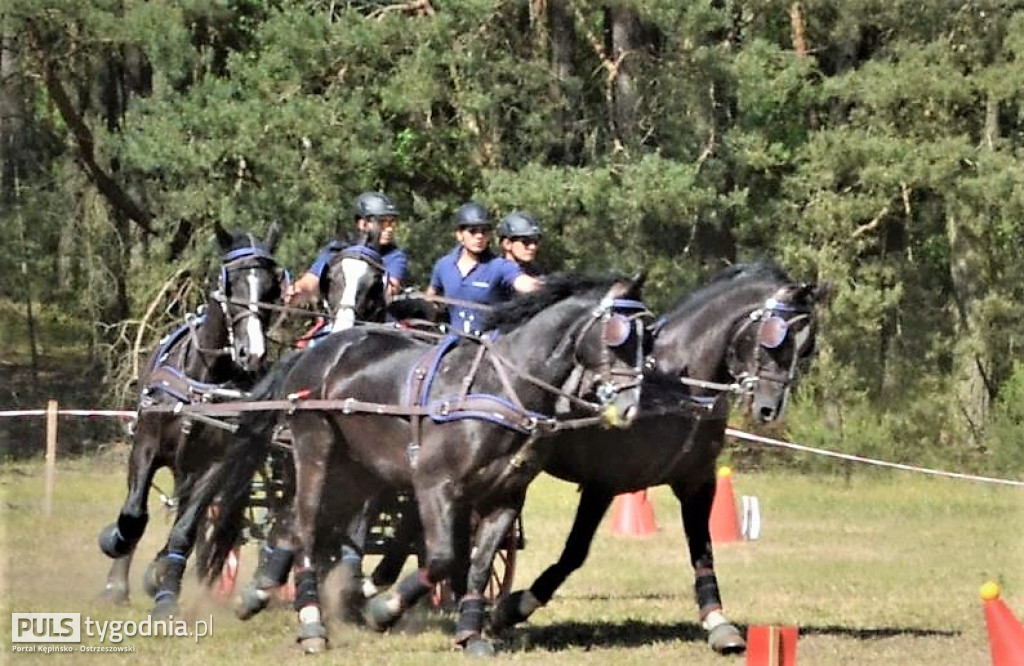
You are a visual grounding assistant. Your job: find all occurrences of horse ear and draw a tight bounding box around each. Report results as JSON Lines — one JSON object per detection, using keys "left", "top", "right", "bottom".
{"left": 213, "top": 221, "right": 233, "bottom": 251}
{"left": 810, "top": 281, "right": 833, "bottom": 307}
{"left": 605, "top": 271, "right": 646, "bottom": 302}
{"left": 264, "top": 222, "right": 282, "bottom": 252}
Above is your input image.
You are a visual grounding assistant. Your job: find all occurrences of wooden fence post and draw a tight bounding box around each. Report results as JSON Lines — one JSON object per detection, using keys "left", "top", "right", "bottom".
{"left": 44, "top": 400, "right": 58, "bottom": 516}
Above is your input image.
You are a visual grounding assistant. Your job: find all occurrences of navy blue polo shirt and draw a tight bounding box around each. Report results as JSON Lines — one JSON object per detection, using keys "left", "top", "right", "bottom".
{"left": 308, "top": 240, "right": 408, "bottom": 285}
{"left": 429, "top": 247, "right": 522, "bottom": 334}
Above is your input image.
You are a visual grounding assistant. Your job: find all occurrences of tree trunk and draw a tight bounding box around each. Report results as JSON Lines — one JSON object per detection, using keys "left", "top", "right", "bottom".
{"left": 606, "top": 4, "right": 640, "bottom": 149}
{"left": 946, "top": 209, "right": 991, "bottom": 446}
{"left": 548, "top": 0, "right": 577, "bottom": 163}
{"left": 1, "top": 19, "right": 24, "bottom": 202}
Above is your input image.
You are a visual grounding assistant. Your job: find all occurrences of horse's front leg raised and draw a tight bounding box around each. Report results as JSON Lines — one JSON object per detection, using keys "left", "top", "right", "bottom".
{"left": 491, "top": 485, "right": 613, "bottom": 631}
{"left": 364, "top": 482, "right": 455, "bottom": 632}
{"left": 98, "top": 422, "right": 163, "bottom": 603}
{"left": 674, "top": 478, "right": 746, "bottom": 655}
{"left": 455, "top": 505, "right": 520, "bottom": 657}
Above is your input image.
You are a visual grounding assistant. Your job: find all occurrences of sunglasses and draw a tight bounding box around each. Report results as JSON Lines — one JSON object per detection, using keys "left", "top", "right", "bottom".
{"left": 510, "top": 236, "right": 541, "bottom": 245}
{"left": 460, "top": 226, "right": 492, "bottom": 235}
{"left": 375, "top": 216, "right": 399, "bottom": 228}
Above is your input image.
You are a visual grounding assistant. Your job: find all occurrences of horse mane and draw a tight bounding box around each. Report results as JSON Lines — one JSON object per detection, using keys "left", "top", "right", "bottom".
{"left": 484, "top": 273, "right": 621, "bottom": 333}
{"left": 662, "top": 260, "right": 793, "bottom": 319}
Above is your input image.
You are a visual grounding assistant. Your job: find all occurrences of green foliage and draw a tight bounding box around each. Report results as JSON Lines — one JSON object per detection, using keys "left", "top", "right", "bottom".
{"left": 3, "top": 0, "right": 1024, "bottom": 472}
{"left": 986, "top": 363, "right": 1024, "bottom": 471}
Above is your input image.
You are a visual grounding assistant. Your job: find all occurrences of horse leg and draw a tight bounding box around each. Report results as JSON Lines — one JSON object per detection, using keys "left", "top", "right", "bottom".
{"left": 332, "top": 499, "right": 372, "bottom": 624}
{"left": 290, "top": 414, "right": 333, "bottom": 653}
{"left": 455, "top": 506, "right": 520, "bottom": 657}
{"left": 98, "top": 423, "right": 162, "bottom": 603}
{"left": 149, "top": 470, "right": 214, "bottom": 618}
{"left": 674, "top": 478, "right": 746, "bottom": 655}
{"left": 235, "top": 515, "right": 295, "bottom": 620}
{"left": 491, "top": 485, "right": 613, "bottom": 631}
{"left": 365, "top": 483, "right": 455, "bottom": 632}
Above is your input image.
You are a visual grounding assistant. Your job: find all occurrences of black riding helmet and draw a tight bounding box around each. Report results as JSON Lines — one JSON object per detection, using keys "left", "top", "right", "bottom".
{"left": 497, "top": 211, "right": 542, "bottom": 240}
{"left": 351, "top": 191, "right": 400, "bottom": 221}
{"left": 453, "top": 201, "right": 492, "bottom": 228}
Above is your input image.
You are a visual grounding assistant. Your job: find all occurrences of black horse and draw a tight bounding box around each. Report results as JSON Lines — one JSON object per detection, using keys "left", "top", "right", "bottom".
{"left": 223, "top": 233, "right": 394, "bottom": 617}
{"left": 481, "top": 261, "right": 829, "bottom": 655}
{"left": 98, "top": 223, "right": 282, "bottom": 610}
{"left": 191, "top": 274, "right": 651, "bottom": 652}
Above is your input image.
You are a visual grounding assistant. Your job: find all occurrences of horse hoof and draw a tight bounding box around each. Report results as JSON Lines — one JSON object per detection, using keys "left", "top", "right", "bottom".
{"left": 489, "top": 591, "right": 531, "bottom": 632}
{"left": 235, "top": 586, "right": 270, "bottom": 621}
{"left": 297, "top": 622, "right": 328, "bottom": 653}
{"left": 364, "top": 594, "right": 400, "bottom": 632}
{"left": 99, "top": 584, "right": 129, "bottom": 605}
{"left": 151, "top": 597, "right": 179, "bottom": 620}
{"left": 98, "top": 524, "right": 130, "bottom": 559}
{"left": 463, "top": 636, "right": 497, "bottom": 658}
{"left": 142, "top": 561, "right": 165, "bottom": 599}
{"left": 299, "top": 637, "right": 327, "bottom": 654}
{"left": 708, "top": 623, "right": 746, "bottom": 654}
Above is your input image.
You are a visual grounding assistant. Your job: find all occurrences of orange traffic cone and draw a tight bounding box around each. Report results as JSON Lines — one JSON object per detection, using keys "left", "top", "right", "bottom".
{"left": 609, "top": 490, "right": 658, "bottom": 537}
{"left": 981, "top": 581, "right": 1024, "bottom": 666}
{"left": 746, "top": 625, "right": 798, "bottom": 666}
{"left": 709, "top": 466, "right": 742, "bottom": 543}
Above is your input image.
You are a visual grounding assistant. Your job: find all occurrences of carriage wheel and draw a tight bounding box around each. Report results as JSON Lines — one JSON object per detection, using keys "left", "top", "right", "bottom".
{"left": 486, "top": 521, "right": 518, "bottom": 601}
{"left": 429, "top": 519, "right": 519, "bottom": 610}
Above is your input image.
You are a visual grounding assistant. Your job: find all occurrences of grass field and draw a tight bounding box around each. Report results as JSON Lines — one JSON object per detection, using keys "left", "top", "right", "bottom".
{"left": 1, "top": 456, "right": 1021, "bottom": 665}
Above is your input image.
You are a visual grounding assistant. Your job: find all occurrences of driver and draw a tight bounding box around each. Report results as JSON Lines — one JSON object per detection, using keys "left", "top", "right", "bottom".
{"left": 286, "top": 191, "right": 408, "bottom": 306}
{"left": 425, "top": 201, "right": 541, "bottom": 335}
{"left": 497, "top": 210, "right": 543, "bottom": 277}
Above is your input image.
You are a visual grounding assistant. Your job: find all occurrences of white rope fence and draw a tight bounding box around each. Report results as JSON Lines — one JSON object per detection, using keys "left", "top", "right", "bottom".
{"left": 2, "top": 406, "right": 1021, "bottom": 489}
{"left": 727, "top": 428, "right": 1024, "bottom": 488}
{"left": 0, "top": 409, "right": 136, "bottom": 419}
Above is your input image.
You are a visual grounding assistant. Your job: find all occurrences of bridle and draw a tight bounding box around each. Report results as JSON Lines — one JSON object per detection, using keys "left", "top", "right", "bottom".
{"left": 724, "top": 295, "right": 815, "bottom": 395}
{"left": 210, "top": 246, "right": 280, "bottom": 364}
{"left": 322, "top": 244, "right": 386, "bottom": 330}
{"left": 554, "top": 296, "right": 653, "bottom": 417}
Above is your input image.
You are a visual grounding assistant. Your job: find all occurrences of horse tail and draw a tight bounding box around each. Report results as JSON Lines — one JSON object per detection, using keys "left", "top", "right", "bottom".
{"left": 192, "top": 350, "right": 304, "bottom": 583}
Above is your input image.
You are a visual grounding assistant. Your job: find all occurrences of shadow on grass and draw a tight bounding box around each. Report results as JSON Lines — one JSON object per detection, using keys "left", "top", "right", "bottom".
{"left": 503, "top": 619, "right": 959, "bottom": 652}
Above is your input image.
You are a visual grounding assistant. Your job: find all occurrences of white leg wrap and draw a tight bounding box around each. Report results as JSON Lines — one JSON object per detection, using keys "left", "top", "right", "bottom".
{"left": 361, "top": 579, "right": 380, "bottom": 599}
{"left": 702, "top": 610, "right": 729, "bottom": 632}
{"left": 384, "top": 593, "right": 403, "bottom": 614}
{"left": 299, "top": 605, "right": 321, "bottom": 624}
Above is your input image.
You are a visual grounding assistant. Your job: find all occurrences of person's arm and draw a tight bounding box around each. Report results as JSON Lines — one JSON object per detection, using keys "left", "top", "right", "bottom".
{"left": 512, "top": 273, "right": 542, "bottom": 293}
{"left": 286, "top": 271, "right": 320, "bottom": 305}
{"left": 384, "top": 251, "right": 408, "bottom": 298}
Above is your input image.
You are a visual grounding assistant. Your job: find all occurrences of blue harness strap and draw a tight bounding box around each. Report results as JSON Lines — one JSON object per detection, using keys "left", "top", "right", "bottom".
{"left": 403, "top": 332, "right": 548, "bottom": 434}
{"left": 142, "top": 314, "right": 235, "bottom": 405}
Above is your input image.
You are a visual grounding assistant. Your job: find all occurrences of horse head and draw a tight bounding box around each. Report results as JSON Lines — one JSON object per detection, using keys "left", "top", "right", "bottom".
{"left": 649, "top": 262, "right": 829, "bottom": 424}
{"left": 322, "top": 238, "right": 387, "bottom": 331}
{"left": 212, "top": 221, "right": 283, "bottom": 374}
{"left": 726, "top": 280, "right": 829, "bottom": 422}
{"left": 488, "top": 272, "right": 652, "bottom": 429}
